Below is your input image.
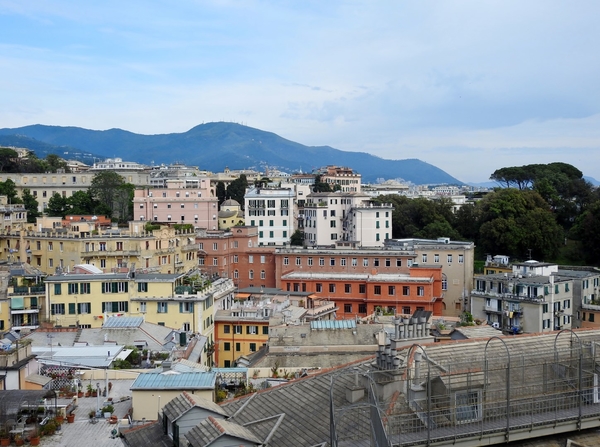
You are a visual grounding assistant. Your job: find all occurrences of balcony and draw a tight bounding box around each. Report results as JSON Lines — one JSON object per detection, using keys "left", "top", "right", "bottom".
{"left": 8, "top": 285, "right": 46, "bottom": 296}
{"left": 484, "top": 305, "right": 503, "bottom": 313}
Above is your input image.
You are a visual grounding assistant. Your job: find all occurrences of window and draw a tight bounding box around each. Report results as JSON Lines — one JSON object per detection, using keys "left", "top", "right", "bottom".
{"left": 363, "top": 258, "right": 368, "bottom": 267}
{"left": 442, "top": 278, "right": 447, "bottom": 290}
{"left": 296, "top": 257, "right": 301, "bottom": 266}
{"left": 224, "top": 342, "right": 231, "bottom": 351}
{"left": 389, "top": 286, "right": 395, "bottom": 295}
{"left": 434, "top": 254, "right": 440, "bottom": 263}
{"left": 352, "top": 258, "right": 357, "bottom": 266}
{"left": 458, "top": 254, "right": 464, "bottom": 264}
{"left": 234, "top": 325, "right": 242, "bottom": 334}
{"left": 359, "top": 284, "right": 366, "bottom": 294}
{"left": 180, "top": 302, "right": 193, "bottom": 313}
{"left": 330, "top": 258, "right": 335, "bottom": 266}
{"left": 396, "top": 259, "right": 402, "bottom": 267}
{"left": 284, "top": 257, "right": 289, "bottom": 265}
{"left": 422, "top": 254, "right": 427, "bottom": 263}
{"left": 249, "top": 343, "right": 257, "bottom": 352}
{"left": 374, "top": 258, "right": 379, "bottom": 267}
{"left": 102, "top": 301, "right": 129, "bottom": 313}
{"left": 157, "top": 302, "right": 168, "bottom": 313}
{"left": 359, "top": 304, "right": 367, "bottom": 314}
{"left": 385, "top": 258, "right": 390, "bottom": 267}
{"left": 402, "top": 306, "right": 411, "bottom": 314}
{"left": 68, "top": 283, "right": 78, "bottom": 294}
{"left": 249, "top": 255, "right": 254, "bottom": 263}
{"left": 319, "top": 257, "right": 325, "bottom": 266}
{"left": 246, "top": 325, "right": 258, "bottom": 334}
{"left": 403, "top": 286, "right": 410, "bottom": 296}
{"left": 329, "top": 284, "right": 336, "bottom": 293}
{"left": 308, "top": 257, "right": 313, "bottom": 266}
{"left": 447, "top": 254, "right": 453, "bottom": 263}
{"left": 48, "top": 242, "right": 53, "bottom": 251}
{"left": 223, "top": 325, "right": 231, "bottom": 334}
{"left": 235, "top": 342, "right": 241, "bottom": 352}
{"left": 138, "top": 282, "right": 148, "bottom": 293}
{"left": 316, "top": 283, "right": 322, "bottom": 292}
{"left": 341, "top": 258, "right": 347, "bottom": 266}
{"left": 51, "top": 303, "right": 65, "bottom": 315}
{"left": 455, "top": 391, "right": 481, "bottom": 423}
{"left": 590, "top": 313, "right": 595, "bottom": 323}
{"left": 77, "top": 302, "right": 91, "bottom": 314}
{"left": 417, "top": 286, "right": 424, "bottom": 296}
{"left": 262, "top": 326, "right": 269, "bottom": 335}
{"left": 374, "top": 285, "right": 381, "bottom": 295}
{"left": 234, "top": 270, "right": 238, "bottom": 279}
{"left": 54, "top": 283, "right": 62, "bottom": 295}
{"left": 345, "top": 284, "right": 351, "bottom": 293}
{"left": 139, "top": 302, "right": 147, "bottom": 313}
{"left": 260, "top": 270, "right": 266, "bottom": 279}
{"left": 344, "top": 304, "right": 352, "bottom": 313}
{"left": 233, "top": 255, "right": 238, "bottom": 263}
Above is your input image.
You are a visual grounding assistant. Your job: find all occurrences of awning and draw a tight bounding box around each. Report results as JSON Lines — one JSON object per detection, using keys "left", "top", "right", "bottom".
{"left": 115, "top": 349, "right": 134, "bottom": 361}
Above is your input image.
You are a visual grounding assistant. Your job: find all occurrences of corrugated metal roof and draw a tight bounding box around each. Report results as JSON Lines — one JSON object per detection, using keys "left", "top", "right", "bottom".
{"left": 130, "top": 371, "right": 216, "bottom": 390}
{"left": 103, "top": 316, "right": 144, "bottom": 328}
{"left": 310, "top": 320, "right": 356, "bottom": 330}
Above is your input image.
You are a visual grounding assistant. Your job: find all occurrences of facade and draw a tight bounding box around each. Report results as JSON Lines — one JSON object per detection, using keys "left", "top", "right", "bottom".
{"left": 557, "top": 266, "right": 600, "bottom": 329}
{"left": 133, "top": 179, "right": 218, "bottom": 227}
{"left": 196, "top": 227, "right": 277, "bottom": 290}
{"left": 318, "top": 165, "right": 361, "bottom": 193}
{"left": 384, "top": 238, "right": 475, "bottom": 317}
{"left": 0, "top": 171, "right": 151, "bottom": 213}
{"left": 303, "top": 192, "right": 393, "bottom": 247}
{"left": 470, "top": 261, "right": 574, "bottom": 334}
{"left": 244, "top": 186, "right": 295, "bottom": 246}
{"left": 217, "top": 199, "right": 244, "bottom": 230}
{"left": 0, "top": 196, "right": 27, "bottom": 231}
{"left": 1, "top": 221, "right": 198, "bottom": 276}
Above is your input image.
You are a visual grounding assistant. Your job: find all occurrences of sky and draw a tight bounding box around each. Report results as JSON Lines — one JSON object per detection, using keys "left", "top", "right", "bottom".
{"left": 1, "top": 1, "right": 600, "bottom": 183}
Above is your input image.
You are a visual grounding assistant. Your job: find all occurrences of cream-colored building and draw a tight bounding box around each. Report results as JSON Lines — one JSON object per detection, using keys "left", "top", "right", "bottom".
{"left": 384, "top": 237, "right": 475, "bottom": 317}
{"left": 0, "top": 220, "right": 198, "bottom": 276}
{"left": 0, "top": 171, "right": 151, "bottom": 212}
{"left": 0, "top": 195, "right": 27, "bottom": 232}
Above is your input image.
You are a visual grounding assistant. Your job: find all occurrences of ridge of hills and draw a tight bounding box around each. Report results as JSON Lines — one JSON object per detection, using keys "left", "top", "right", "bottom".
{"left": 0, "top": 122, "right": 463, "bottom": 184}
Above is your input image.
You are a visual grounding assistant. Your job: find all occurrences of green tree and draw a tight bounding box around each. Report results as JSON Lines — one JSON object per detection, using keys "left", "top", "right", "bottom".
{"left": 21, "top": 189, "right": 40, "bottom": 223}
{"left": 45, "top": 154, "right": 70, "bottom": 173}
{"left": 312, "top": 175, "right": 332, "bottom": 192}
{"left": 290, "top": 229, "right": 304, "bottom": 246}
{"left": 67, "top": 190, "right": 96, "bottom": 215}
{"left": 227, "top": 174, "right": 248, "bottom": 209}
{"left": 46, "top": 192, "right": 68, "bottom": 217}
{"left": 478, "top": 188, "right": 563, "bottom": 259}
{"left": 89, "top": 171, "right": 133, "bottom": 221}
{"left": 0, "top": 179, "right": 22, "bottom": 204}
{"left": 216, "top": 181, "right": 227, "bottom": 205}
{"left": 0, "top": 148, "right": 18, "bottom": 172}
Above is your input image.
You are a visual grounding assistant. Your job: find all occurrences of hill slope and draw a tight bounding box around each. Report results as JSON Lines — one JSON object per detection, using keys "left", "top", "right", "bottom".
{"left": 0, "top": 123, "right": 462, "bottom": 184}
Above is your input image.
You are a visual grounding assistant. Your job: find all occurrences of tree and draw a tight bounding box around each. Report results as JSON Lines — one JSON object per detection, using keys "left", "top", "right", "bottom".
{"left": 89, "top": 171, "right": 133, "bottom": 221}
{"left": 216, "top": 181, "right": 227, "bottom": 205}
{"left": 312, "top": 175, "right": 332, "bottom": 192}
{"left": 0, "top": 179, "right": 22, "bottom": 204}
{"left": 477, "top": 188, "right": 563, "bottom": 260}
{"left": 0, "top": 148, "right": 18, "bottom": 172}
{"left": 45, "top": 154, "right": 70, "bottom": 173}
{"left": 290, "top": 229, "right": 304, "bottom": 246}
{"left": 21, "top": 189, "right": 40, "bottom": 223}
{"left": 46, "top": 192, "right": 68, "bottom": 217}
{"left": 227, "top": 175, "right": 248, "bottom": 209}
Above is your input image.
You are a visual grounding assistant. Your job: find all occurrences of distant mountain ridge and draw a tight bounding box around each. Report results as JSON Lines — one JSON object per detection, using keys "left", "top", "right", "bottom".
{"left": 0, "top": 122, "right": 463, "bottom": 184}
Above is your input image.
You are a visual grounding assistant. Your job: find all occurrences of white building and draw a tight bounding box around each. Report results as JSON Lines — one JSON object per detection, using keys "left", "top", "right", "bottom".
{"left": 244, "top": 186, "right": 295, "bottom": 246}
{"left": 303, "top": 192, "right": 393, "bottom": 247}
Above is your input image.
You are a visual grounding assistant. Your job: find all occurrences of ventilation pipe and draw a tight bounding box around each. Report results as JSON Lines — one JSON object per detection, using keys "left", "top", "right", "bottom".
{"left": 413, "top": 352, "right": 422, "bottom": 386}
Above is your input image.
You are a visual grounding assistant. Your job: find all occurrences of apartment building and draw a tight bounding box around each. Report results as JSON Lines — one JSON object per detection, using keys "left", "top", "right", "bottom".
{"left": 0, "top": 263, "right": 45, "bottom": 332}
{"left": 470, "top": 261, "right": 573, "bottom": 334}
{"left": 0, "top": 195, "right": 27, "bottom": 232}
{"left": 556, "top": 267, "right": 600, "bottom": 329}
{"left": 244, "top": 186, "right": 295, "bottom": 246}
{"left": 384, "top": 238, "right": 475, "bottom": 317}
{"left": 0, "top": 171, "right": 151, "bottom": 212}
{"left": 280, "top": 265, "right": 443, "bottom": 319}
{"left": 196, "top": 227, "right": 277, "bottom": 290}
{"left": 133, "top": 178, "right": 218, "bottom": 227}
{"left": 318, "top": 165, "right": 361, "bottom": 193}
{"left": 0, "top": 220, "right": 198, "bottom": 276}
{"left": 303, "top": 192, "right": 393, "bottom": 247}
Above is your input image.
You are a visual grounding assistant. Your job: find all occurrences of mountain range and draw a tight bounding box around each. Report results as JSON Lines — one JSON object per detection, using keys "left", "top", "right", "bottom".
{"left": 0, "top": 122, "right": 463, "bottom": 184}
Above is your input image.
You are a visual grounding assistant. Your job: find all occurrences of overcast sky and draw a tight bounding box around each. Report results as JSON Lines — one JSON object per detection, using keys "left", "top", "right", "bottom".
{"left": 1, "top": 1, "right": 599, "bottom": 183}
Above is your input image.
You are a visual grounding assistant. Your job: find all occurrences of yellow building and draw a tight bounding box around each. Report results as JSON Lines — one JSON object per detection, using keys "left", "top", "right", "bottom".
{"left": 0, "top": 220, "right": 198, "bottom": 276}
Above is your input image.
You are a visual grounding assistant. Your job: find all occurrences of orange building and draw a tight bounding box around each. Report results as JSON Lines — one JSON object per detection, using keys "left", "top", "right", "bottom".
{"left": 280, "top": 265, "right": 443, "bottom": 319}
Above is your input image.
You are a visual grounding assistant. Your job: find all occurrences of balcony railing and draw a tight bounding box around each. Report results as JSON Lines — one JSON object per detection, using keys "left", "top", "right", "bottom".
{"left": 8, "top": 285, "right": 46, "bottom": 296}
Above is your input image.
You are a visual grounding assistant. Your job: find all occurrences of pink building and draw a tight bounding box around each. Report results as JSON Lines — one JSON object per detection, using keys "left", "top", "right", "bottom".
{"left": 133, "top": 179, "right": 218, "bottom": 228}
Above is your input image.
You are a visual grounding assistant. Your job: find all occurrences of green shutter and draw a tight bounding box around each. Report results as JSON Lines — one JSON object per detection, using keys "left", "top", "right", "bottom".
{"left": 54, "top": 284, "right": 61, "bottom": 295}
{"left": 179, "top": 303, "right": 183, "bottom": 313}
{"left": 138, "top": 283, "right": 142, "bottom": 292}
{"left": 112, "top": 283, "right": 118, "bottom": 293}
{"left": 124, "top": 282, "right": 128, "bottom": 293}
{"left": 544, "top": 286, "right": 549, "bottom": 295}
{"left": 68, "top": 303, "right": 76, "bottom": 314}
{"left": 112, "top": 302, "right": 118, "bottom": 312}
{"left": 30, "top": 297, "right": 37, "bottom": 308}
{"left": 102, "top": 302, "right": 106, "bottom": 313}
{"left": 124, "top": 302, "right": 128, "bottom": 312}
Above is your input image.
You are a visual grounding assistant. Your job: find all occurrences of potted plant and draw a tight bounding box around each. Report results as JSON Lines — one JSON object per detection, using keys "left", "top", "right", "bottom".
{"left": 67, "top": 412, "right": 75, "bottom": 423}
{"left": 77, "top": 386, "right": 84, "bottom": 398}
{"left": 28, "top": 428, "right": 40, "bottom": 446}
{"left": 0, "top": 430, "right": 9, "bottom": 447}
{"left": 102, "top": 404, "right": 114, "bottom": 419}
{"left": 86, "top": 383, "right": 93, "bottom": 397}
{"left": 14, "top": 434, "right": 24, "bottom": 446}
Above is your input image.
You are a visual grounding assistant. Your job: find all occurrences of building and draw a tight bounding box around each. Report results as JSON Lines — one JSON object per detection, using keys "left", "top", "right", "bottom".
{"left": 303, "top": 192, "right": 393, "bottom": 247}
{"left": 217, "top": 199, "right": 244, "bottom": 230}
{"left": 470, "top": 260, "right": 574, "bottom": 334}
{"left": 318, "top": 165, "right": 362, "bottom": 193}
{"left": 384, "top": 238, "right": 475, "bottom": 317}
{"left": 2, "top": 263, "right": 46, "bottom": 332}
{"left": 195, "top": 227, "right": 277, "bottom": 289}
{"left": 244, "top": 186, "right": 295, "bottom": 246}
{"left": 557, "top": 266, "right": 600, "bottom": 329}
{"left": 130, "top": 368, "right": 217, "bottom": 421}
{"left": 1, "top": 221, "right": 198, "bottom": 276}
{"left": 0, "top": 195, "right": 27, "bottom": 231}
{"left": 133, "top": 179, "right": 218, "bottom": 227}
{"left": 0, "top": 171, "right": 151, "bottom": 213}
